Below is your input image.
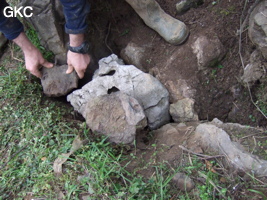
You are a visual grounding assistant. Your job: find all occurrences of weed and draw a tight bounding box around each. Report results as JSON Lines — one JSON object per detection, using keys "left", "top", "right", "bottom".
{"left": 119, "top": 29, "right": 130, "bottom": 37}
{"left": 255, "top": 84, "right": 267, "bottom": 117}
{"left": 249, "top": 114, "right": 256, "bottom": 122}
{"left": 25, "top": 28, "right": 54, "bottom": 61}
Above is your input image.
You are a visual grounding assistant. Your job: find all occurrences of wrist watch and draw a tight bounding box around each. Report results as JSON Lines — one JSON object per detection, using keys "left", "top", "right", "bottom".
{"left": 68, "top": 41, "right": 90, "bottom": 54}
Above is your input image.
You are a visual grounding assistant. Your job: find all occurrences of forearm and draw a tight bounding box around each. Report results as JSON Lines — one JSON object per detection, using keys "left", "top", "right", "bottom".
{"left": 0, "top": 0, "right": 24, "bottom": 40}
{"left": 69, "top": 33, "right": 85, "bottom": 47}
{"left": 13, "top": 32, "right": 36, "bottom": 53}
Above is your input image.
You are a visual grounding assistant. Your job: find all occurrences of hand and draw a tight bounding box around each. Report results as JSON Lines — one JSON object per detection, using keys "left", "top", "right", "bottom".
{"left": 24, "top": 46, "right": 53, "bottom": 78}
{"left": 13, "top": 32, "right": 53, "bottom": 78}
{"left": 66, "top": 50, "right": 90, "bottom": 79}
{"left": 66, "top": 33, "right": 90, "bottom": 79}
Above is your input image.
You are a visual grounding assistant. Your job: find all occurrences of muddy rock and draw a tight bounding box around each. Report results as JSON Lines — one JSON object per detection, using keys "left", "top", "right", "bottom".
{"left": 120, "top": 42, "right": 146, "bottom": 71}
{"left": 84, "top": 92, "right": 147, "bottom": 144}
{"left": 241, "top": 49, "right": 267, "bottom": 86}
{"left": 151, "top": 123, "right": 198, "bottom": 165}
{"left": 172, "top": 172, "right": 195, "bottom": 191}
{"left": 67, "top": 54, "right": 170, "bottom": 130}
{"left": 41, "top": 65, "right": 79, "bottom": 97}
{"left": 20, "top": 0, "right": 66, "bottom": 64}
{"left": 249, "top": 1, "right": 267, "bottom": 59}
{"left": 0, "top": 32, "right": 7, "bottom": 50}
{"left": 170, "top": 98, "right": 198, "bottom": 122}
{"left": 191, "top": 33, "right": 225, "bottom": 70}
{"left": 193, "top": 119, "right": 267, "bottom": 176}
{"left": 176, "top": 0, "right": 203, "bottom": 15}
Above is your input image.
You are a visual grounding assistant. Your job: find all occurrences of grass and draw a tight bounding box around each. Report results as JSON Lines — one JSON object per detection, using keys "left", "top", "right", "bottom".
{"left": 0, "top": 60, "right": 176, "bottom": 199}
{"left": 256, "top": 84, "right": 267, "bottom": 117}
{"left": 0, "top": 29, "right": 179, "bottom": 199}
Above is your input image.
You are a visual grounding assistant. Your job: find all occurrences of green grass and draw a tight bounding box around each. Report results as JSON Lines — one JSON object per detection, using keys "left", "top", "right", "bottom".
{"left": 25, "top": 28, "right": 54, "bottom": 61}
{"left": 0, "top": 56, "right": 177, "bottom": 199}
{"left": 0, "top": 20, "right": 179, "bottom": 199}
{"left": 1, "top": 59, "right": 266, "bottom": 199}
{"left": 256, "top": 84, "right": 267, "bottom": 117}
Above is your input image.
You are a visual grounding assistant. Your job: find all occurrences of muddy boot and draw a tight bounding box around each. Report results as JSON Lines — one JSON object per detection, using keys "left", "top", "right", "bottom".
{"left": 125, "top": 0, "right": 189, "bottom": 45}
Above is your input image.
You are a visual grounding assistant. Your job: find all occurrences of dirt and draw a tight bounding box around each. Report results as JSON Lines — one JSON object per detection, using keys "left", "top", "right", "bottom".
{"left": 85, "top": 0, "right": 266, "bottom": 128}
{"left": 81, "top": 1, "right": 267, "bottom": 198}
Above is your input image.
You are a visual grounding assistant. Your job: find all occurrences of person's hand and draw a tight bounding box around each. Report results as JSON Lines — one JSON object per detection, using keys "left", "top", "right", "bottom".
{"left": 13, "top": 32, "right": 53, "bottom": 78}
{"left": 24, "top": 46, "right": 53, "bottom": 78}
{"left": 66, "top": 50, "right": 90, "bottom": 79}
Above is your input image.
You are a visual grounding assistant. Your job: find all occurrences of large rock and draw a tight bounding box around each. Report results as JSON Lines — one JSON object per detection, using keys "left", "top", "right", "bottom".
{"left": 67, "top": 54, "right": 170, "bottom": 130}
{"left": 191, "top": 34, "right": 225, "bottom": 70}
{"left": 249, "top": 1, "right": 267, "bottom": 59}
{"left": 84, "top": 92, "right": 147, "bottom": 144}
{"left": 193, "top": 119, "right": 267, "bottom": 176}
{"left": 41, "top": 65, "right": 78, "bottom": 97}
{"left": 20, "top": 0, "right": 66, "bottom": 64}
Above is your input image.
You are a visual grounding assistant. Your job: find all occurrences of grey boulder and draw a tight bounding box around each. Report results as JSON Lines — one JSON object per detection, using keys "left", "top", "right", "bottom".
{"left": 67, "top": 54, "right": 170, "bottom": 130}
{"left": 194, "top": 119, "right": 267, "bottom": 177}
{"left": 84, "top": 92, "right": 147, "bottom": 144}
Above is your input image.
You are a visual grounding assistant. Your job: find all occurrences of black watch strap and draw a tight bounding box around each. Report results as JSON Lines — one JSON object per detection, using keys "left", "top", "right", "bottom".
{"left": 68, "top": 41, "right": 90, "bottom": 54}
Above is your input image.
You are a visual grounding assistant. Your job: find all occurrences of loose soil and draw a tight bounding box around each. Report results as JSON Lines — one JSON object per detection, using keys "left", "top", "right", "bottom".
{"left": 86, "top": 0, "right": 267, "bottom": 127}
{"left": 82, "top": 1, "right": 267, "bottom": 198}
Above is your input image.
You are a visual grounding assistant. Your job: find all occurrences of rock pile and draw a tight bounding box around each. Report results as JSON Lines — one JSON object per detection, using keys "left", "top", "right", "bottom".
{"left": 67, "top": 54, "right": 170, "bottom": 143}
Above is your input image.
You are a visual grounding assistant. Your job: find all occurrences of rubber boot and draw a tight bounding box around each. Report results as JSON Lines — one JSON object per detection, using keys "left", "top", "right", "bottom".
{"left": 125, "top": 0, "right": 189, "bottom": 45}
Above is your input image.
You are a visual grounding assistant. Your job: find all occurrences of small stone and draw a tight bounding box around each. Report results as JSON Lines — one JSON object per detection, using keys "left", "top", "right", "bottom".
{"left": 191, "top": 34, "right": 225, "bottom": 70}
{"left": 120, "top": 42, "right": 146, "bottom": 71}
{"left": 172, "top": 172, "right": 195, "bottom": 191}
{"left": 41, "top": 65, "right": 78, "bottom": 97}
{"left": 170, "top": 98, "right": 198, "bottom": 122}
